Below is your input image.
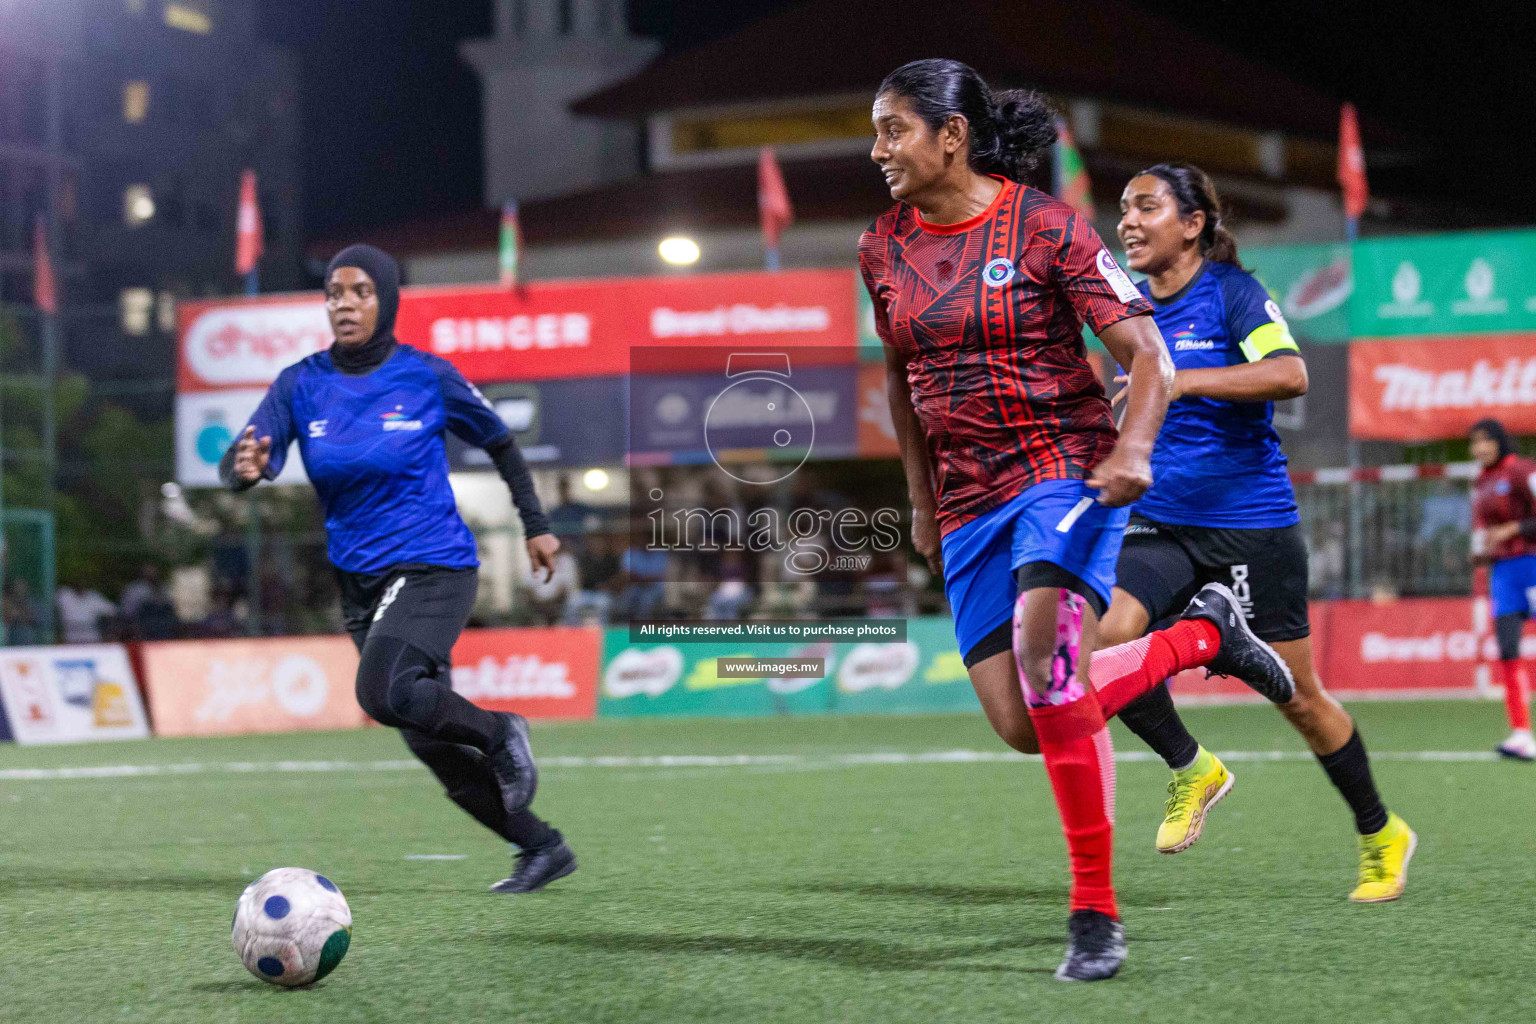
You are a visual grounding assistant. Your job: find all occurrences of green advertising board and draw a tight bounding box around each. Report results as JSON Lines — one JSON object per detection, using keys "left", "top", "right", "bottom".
{"left": 1350, "top": 229, "right": 1536, "bottom": 338}
{"left": 598, "top": 616, "right": 981, "bottom": 719}
{"left": 1246, "top": 242, "right": 1352, "bottom": 343}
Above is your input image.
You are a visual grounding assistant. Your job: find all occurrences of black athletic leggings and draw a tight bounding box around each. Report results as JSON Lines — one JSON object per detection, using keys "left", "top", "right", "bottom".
{"left": 1496, "top": 612, "right": 1526, "bottom": 662}
{"left": 339, "top": 564, "right": 555, "bottom": 850}
{"left": 339, "top": 565, "right": 503, "bottom": 751}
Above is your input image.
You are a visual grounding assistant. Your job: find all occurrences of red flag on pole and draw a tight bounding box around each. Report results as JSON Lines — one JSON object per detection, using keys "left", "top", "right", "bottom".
{"left": 758, "top": 147, "right": 793, "bottom": 269}
{"left": 1337, "top": 103, "right": 1369, "bottom": 223}
{"left": 236, "top": 169, "right": 263, "bottom": 276}
{"left": 33, "top": 215, "right": 57, "bottom": 314}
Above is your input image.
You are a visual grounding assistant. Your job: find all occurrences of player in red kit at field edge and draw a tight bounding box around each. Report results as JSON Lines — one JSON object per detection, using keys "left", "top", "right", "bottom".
{"left": 859, "top": 59, "right": 1297, "bottom": 982}
{"left": 1470, "top": 418, "right": 1536, "bottom": 760}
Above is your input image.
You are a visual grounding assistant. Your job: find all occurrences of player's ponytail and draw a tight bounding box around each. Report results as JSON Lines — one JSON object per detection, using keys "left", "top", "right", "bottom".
{"left": 877, "top": 59, "right": 1057, "bottom": 183}
{"left": 1141, "top": 162, "right": 1246, "bottom": 270}
{"left": 988, "top": 89, "right": 1058, "bottom": 182}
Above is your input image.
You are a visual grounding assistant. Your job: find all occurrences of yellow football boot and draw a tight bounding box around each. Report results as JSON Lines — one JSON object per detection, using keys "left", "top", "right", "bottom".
{"left": 1155, "top": 747, "right": 1234, "bottom": 854}
{"left": 1349, "top": 812, "right": 1417, "bottom": 903}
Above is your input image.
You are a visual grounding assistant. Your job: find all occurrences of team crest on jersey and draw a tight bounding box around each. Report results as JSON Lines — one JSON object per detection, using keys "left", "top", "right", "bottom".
{"left": 982, "top": 257, "right": 1016, "bottom": 288}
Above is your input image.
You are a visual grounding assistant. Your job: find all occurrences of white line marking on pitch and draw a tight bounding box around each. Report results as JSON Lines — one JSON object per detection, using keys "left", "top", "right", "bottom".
{"left": 404, "top": 854, "right": 468, "bottom": 861}
{"left": 0, "top": 748, "right": 1499, "bottom": 782}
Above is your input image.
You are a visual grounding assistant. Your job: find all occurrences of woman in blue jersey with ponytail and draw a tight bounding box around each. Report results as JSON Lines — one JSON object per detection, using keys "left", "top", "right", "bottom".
{"left": 223, "top": 244, "right": 575, "bottom": 894}
{"left": 1100, "top": 164, "right": 1416, "bottom": 902}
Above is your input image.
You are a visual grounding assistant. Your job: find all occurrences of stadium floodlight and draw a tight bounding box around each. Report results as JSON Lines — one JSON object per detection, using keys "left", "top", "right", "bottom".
{"left": 582, "top": 468, "right": 609, "bottom": 491}
{"left": 658, "top": 236, "right": 700, "bottom": 265}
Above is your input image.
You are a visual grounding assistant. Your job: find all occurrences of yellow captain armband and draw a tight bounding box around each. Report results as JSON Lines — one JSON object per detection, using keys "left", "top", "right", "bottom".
{"left": 1238, "top": 321, "right": 1299, "bottom": 363}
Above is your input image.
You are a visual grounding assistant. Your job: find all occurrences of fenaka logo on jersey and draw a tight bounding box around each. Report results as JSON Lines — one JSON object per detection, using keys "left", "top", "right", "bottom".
{"left": 1096, "top": 250, "right": 1143, "bottom": 303}
{"left": 380, "top": 407, "right": 423, "bottom": 431}
{"left": 982, "top": 257, "right": 1016, "bottom": 288}
{"left": 1171, "top": 323, "right": 1215, "bottom": 351}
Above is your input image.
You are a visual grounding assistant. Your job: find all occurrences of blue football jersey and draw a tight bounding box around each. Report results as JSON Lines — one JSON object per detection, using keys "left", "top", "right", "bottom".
{"left": 244, "top": 345, "right": 510, "bottom": 573}
{"left": 1133, "top": 261, "right": 1301, "bottom": 529}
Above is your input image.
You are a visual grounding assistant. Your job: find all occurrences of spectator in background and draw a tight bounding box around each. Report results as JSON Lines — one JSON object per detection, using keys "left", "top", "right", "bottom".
{"left": 120, "top": 564, "right": 180, "bottom": 640}
{"left": 617, "top": 541, "right": 668, "bottom": 621}
{"left": 3, "top": 578, "right": 44, "bottom": 645}
{"left": 200, "top": 582, "right": 244, "bottom": 638}
{"left": 57, "top": 583, "right": 117, "bottom": 644}
{"left": 565, "top": 532, "right": 620, "bottom": 625}
{"left": 546, "top": 475, "right": 596, "bottom": 547}
{"left": 704, "top": 553, "right": 753, "bottom": 620}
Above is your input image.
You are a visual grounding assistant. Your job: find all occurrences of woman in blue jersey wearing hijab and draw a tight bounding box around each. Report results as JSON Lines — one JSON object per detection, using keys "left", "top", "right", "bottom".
{"left": 1100, "top": 164, "right": 1416, "bottom": 902}
{"left": 222, "top": 244, "right": 575, "bottom": 894}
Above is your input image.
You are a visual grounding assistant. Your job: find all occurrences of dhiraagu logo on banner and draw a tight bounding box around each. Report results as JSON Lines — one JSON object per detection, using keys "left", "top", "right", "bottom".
{"left": 1351, "top": 229, "right": 1536, "bottom": 337}
{"left": 597, "top": 617, "right": 980, "bottom": 718}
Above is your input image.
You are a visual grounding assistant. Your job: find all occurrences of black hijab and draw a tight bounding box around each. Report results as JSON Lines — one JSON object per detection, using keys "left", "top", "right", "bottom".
{"left": 1471, "top": 418, "right": 1515, "bottom": 461}
{"left": 326, "top": 244, "right": 400, "bottom": 374}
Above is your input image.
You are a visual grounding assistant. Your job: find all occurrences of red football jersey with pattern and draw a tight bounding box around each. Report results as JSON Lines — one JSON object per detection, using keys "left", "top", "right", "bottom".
{"left": 1473, "top": 453, "right": 1536, "bottom": 560}
{"left": 859, "top": 178, "right": 1152, "bottom": 536}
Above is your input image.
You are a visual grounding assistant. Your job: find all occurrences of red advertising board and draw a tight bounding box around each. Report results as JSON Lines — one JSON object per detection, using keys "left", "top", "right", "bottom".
{"left": 1170, "top": 596, "right": 1497, "bottom": 705}
{"left": 139, "top": 635, "right": 366, "bottom": 737}
{"left": 178, "top": 269, "right": 860, "bottom": 393}
{"left": 1350, "top": 333, "right": 1536, "bottom": 440}
{"left": 449, "top": 627, "right": 600, "bottom": 720}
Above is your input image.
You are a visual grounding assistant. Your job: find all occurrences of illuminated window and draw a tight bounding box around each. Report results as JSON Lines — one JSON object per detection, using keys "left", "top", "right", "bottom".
{"left": 123, "top": 184, "right": 155, "bottom": 227}
{"left": 120, "top": 288, "right": 153, "bottom": 336}
{"left": 163, "top": 1, "right": 212, "bottom": 33}
{"left": 123, "top": 81, "right": 150, "bottom": 123}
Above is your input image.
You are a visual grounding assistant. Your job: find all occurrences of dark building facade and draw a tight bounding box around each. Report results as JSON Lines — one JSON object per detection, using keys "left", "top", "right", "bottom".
{"left": 1, "top": 0, "right": 303, "bottom": 381}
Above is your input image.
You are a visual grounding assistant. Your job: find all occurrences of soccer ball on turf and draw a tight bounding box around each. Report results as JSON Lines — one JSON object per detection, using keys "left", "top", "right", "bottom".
{"left": 232, "top": 867, "right": 352, "bottom": 987}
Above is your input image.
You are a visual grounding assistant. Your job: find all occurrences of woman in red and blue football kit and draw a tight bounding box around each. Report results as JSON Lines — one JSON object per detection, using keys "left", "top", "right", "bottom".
{"left": 860, "top": 60, "right": 1295, "bottom": 982}
{"left": 1469, "top": 417, "right": 1536, "bottom": 761}
{"left": 1100, "top": 164, "right": 1414, "bottom": 902}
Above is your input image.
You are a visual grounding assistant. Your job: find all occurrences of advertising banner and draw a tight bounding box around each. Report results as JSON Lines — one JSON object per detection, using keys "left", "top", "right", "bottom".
{"left": 0, "top": 644, "right": 151, "bottom": 745}
{"left": 445, "top": 377, "right": 627, "bottom": 470}
{"left": 628, "top": 355, "right": 861, "bottom": 464}
{"left": 1349, "top": 333, "right": 1536, "bottom": 440}
{"left": 175, "top": 389, "right": 311, "bottom": 487}
{"left": 1246, "top": 242, "right": 1353, "bottom": 343}
{"left": 1310, "top": 596, "right": 1495, "bottom": 697}
{"left": 450, "top": 627, "right": 600, "bottom": 720}
{"left": 178, "top": 269, "right": 860, "bottom": 394}
{"left": 598, "top": 615, "right": 980, "bottom": 718}
{"left": 140, "top": 636, "right": 365, "bottom": 737}
{"left": 855, "top": 358, "right": 899, "bottom": 459}
{"left": 1350, "top": 229, "right": 1536, "bottom": 338}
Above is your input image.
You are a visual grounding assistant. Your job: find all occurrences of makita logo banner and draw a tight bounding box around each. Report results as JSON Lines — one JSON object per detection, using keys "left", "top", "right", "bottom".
{"left": 179, "top": 270, "right": 858, "bottom": 392}
{"left": 1351, "top": 334, "right": 1536, "bottom": 440}
{"left": 449, "top": 628, "right": 599, "bottom": 719}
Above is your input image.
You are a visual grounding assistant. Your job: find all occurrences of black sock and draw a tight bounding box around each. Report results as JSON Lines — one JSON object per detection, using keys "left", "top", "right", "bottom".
{"left": 1316, "top": 729, "right": 1389, "bottom": 835}
{"left": 1117, "top": 683, "right": 1200, "bottom": 770}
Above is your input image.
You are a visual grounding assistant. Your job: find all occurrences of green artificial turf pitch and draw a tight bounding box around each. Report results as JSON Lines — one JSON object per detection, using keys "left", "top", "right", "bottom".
{"left": 1, "top": 701, "right": 1532, "bottom": 1023}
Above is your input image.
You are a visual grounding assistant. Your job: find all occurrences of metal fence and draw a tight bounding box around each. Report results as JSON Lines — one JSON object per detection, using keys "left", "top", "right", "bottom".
{"left": 1295, "top": 463, "right": 1476, "bottom": 601}
{"left": 2, "top": 462, "right": 1487, "bottom": 643}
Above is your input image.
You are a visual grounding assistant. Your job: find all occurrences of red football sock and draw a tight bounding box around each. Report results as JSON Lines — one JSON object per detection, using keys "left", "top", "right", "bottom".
{"left": 1500, "top": 660, "right": 1531, "bottom": 731}
{"left": 1091, "top": 619, "right": 1220, "bottom": 720}
{"left": 1027, "top": 691, "right": 1118, "bottom": 919}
